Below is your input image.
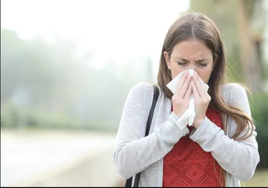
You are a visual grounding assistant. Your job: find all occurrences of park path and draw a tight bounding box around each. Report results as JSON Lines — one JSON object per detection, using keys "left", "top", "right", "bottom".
{"left": 1, "top": 129, "right": 125, "bottom": 187}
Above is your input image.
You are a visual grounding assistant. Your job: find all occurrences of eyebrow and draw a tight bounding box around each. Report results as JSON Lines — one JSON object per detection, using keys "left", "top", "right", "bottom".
{"left": 177, "top": 58, "right": 210, "bottom": 62}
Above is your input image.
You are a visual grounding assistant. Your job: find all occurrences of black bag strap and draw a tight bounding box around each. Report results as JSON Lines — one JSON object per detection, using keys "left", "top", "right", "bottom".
{"left": 145, "top": 85, "right": 159, "bottom": 136}
{"left": 125, "top": 85, "right": 159, "bottom": 187}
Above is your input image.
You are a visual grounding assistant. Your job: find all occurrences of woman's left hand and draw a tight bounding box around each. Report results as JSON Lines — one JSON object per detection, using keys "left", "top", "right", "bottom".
{"left": 191, "top": 72, "right": 211, "bottom": 129}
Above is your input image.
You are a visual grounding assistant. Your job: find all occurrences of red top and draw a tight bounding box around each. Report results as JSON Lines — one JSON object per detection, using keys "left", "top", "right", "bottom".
{"left": 163, "top": 107, "right": 225, "bottom": 187}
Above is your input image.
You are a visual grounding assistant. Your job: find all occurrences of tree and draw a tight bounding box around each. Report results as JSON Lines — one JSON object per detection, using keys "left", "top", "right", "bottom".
{"left": 236, "top": 0, "right": 264, "bottom": 93}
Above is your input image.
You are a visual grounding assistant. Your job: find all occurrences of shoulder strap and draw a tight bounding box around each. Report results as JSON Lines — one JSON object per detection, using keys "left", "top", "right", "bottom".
{"left": 145, "top": 85, "right": 159, "bottom": 136}
{"left": 133, "top": 85, "right": 159, "bottom": 187}
{"left": 125, "top": 85, "right": 159, "bottom": 187}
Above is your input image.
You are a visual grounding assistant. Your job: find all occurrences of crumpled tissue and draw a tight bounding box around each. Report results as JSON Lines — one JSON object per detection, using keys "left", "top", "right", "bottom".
{"left": 166, "top": 69, "right": 209, "bottom": 130}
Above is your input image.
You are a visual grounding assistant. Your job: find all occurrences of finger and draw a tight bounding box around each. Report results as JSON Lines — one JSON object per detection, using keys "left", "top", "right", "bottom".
{"left": 174, "top": 70, "right": 188, "bottom": 96}
{"left": 193, "top": 72, "right": 205, "bottom": 96}
{"left": 183, "top": 79, "right": 192, "bottom": 101}
{"left": 191, "top": 80, "right": 201, "bottom": 99}
{"left": 178, "top": 72, "right": 192, "bottom": 99}
{"left": 195, "top": 72, "right": 207, "bottom": 91}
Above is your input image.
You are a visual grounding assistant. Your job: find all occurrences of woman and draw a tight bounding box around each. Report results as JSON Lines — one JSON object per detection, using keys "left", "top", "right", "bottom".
{"left": 113, "top": 12, "right": 260, "bottom": 187}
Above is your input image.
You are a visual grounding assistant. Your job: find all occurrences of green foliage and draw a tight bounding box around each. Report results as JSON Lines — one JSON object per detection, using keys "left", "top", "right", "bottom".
{"left": 1, "top": 29, "right": 57, "bottom": 103}
{"left": 249, "top": 92, "right": 268, "bottom": 168}
{"left": 1, "top": 28, "right": 152, "bottom": 133}
{"left": 1, "top": 103, "right": 118, "bottom": 132}
{"left": 244, "top": 169, "right": 268, "bottom": 187}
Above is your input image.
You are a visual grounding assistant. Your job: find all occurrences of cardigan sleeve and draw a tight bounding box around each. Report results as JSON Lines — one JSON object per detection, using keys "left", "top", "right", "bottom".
{"left": 113, "top": 83, "right": 189, "bottom": 179}
{"left": 189, "top": 83, "right": 260, "bottom": 181}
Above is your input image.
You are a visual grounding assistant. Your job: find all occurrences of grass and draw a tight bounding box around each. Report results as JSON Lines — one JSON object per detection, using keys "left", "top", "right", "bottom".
{"left": 243, "top": 169, "right": 268, "bottom": 187}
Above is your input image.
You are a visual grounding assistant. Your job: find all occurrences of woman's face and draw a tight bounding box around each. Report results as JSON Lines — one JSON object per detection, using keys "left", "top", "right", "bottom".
{"left": 164, "top": 38, "right": 214, "bottom": 83}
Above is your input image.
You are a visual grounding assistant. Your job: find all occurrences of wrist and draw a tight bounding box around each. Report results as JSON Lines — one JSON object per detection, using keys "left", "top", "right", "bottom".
{"left": 194, "top": 117, "right": 205, "bottom": 128}
{"left": 169, "top": 112, "right": 180, "bottom": 124}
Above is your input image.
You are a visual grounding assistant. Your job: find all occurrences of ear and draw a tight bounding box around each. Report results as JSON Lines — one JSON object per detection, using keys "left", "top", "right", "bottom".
{"left": 164, "top": 51, "right": 171, "bottom": 70}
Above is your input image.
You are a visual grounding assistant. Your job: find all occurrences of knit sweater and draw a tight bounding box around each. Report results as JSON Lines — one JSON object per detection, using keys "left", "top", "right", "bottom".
{"left": 113, "top": 82, "right": 260, "bottom": 187}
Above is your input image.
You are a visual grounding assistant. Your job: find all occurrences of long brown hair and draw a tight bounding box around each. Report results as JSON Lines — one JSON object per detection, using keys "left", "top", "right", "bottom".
{"left": 157, "top": 12, "right": 254, "bottom": 141}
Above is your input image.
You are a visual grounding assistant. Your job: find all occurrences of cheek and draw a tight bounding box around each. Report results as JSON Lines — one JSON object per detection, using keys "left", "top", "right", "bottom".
{"left": 198, "top": 72, "right": 212, "bottom": 83}
{"left": 171, "top": 62, "right": 184, "bottom": 75}
{"left": 197, "top": 64, "right": 213, "bottom": 83}
{"left": 171, "top": 68, "right": 184, "bottom": 79}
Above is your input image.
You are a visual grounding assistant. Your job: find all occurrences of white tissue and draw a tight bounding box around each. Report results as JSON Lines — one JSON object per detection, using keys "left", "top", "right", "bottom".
{"left": 166, "top": 69, "right": 209, "bottom": 130}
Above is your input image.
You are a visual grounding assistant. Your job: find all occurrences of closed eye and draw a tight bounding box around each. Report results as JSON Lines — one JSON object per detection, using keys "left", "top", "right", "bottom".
{"left": 196, "top": 60, "right": 208, "bottom": 67}
{"left": 177, "top": 61, "right": 187, "bottom": 65}
{"left": 199, "top": 63, "right": 207, "bottom": 67}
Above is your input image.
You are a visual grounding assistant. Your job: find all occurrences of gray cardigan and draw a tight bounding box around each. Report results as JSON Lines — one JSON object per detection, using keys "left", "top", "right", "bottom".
{"left": 113, "top": 82, "right": 260, "bottom": 187}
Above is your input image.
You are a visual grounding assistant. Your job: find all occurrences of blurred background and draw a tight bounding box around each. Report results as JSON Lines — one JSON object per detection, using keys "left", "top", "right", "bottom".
{"left": 1, "top": 0, "right": 268, "bottom": 187}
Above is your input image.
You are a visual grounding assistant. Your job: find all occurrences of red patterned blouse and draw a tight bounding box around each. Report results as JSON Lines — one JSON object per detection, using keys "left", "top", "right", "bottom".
{"left": 163, "top": 107, "right": 225, "bottom": 187}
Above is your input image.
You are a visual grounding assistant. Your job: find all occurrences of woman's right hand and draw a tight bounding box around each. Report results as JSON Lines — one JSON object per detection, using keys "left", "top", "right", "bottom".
{"left": 172, "top": 70, "right": 192, "bottom": 117}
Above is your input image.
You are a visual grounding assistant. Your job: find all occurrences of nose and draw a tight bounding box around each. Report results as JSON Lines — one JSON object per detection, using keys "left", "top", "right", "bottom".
{"left": 187, "top": 63, "right": 196, "bottom": 72}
